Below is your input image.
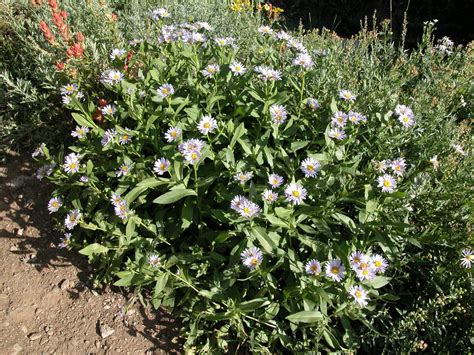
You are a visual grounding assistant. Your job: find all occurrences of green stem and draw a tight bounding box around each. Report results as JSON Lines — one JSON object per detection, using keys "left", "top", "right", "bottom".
{"left": 297, "top": 72, "right": 306, "bottom": 120}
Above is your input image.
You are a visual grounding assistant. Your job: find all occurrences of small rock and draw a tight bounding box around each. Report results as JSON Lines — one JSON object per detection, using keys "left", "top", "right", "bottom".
{"left": 40, "top": 337, "right": 49, "bottom": 345}
{"left": 91, "top": 290, "right": 99, "bottom": 297}
{"left": 9, "top": 245, "right": 19, "bottom": 252}
{"left": 99, "top": 322, "right": 115, "bottom": 339}
{"left": 59, "top": 279, "right": 70, "bottom": 290}
{"left": 20, "top": 325, "right": 28, "bottom": 335}
{"left": 17, "top": 228, "right": 24, "bottom": 237}
{"left": 127, "top": 308, "right": 136, "bottom": 316}
{"left": 95, "top": 340, "right": 101, "bottom": 348}
{"left": 103, "top": 305, "right": 111, "bottom": 310}
{"left": 28, "top": 332, "right": 42, "bottom": 341}
{"left": 11, "top": 343, "right": 22, "bottom": 355}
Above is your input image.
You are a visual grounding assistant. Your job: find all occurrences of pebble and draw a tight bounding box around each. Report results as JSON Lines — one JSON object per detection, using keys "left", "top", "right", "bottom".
{"left": 28, "top": 332, "right": 42, "bottom": 341}
{"left": 99, "top": 322, "right": 115, "bottom": 339}
{"left": 95, "top": 340, "right": 101, "bottom": 348}
{"left": 59, "top": 279, "right": 70, "bottom": 290}
{"left": 40, "top": 337, "right": 49, "bottom": 345}
{"left": 91, "top": 290, "right": 99, "bottom": 297}
{"left": 11, "top": 343, "right": 22, "bottom": 355}
{"left": 17, "top": 228, "right": 24, "bottom": 237}
{"left": 9, "top": 245, "right": 19, "bottom": 252}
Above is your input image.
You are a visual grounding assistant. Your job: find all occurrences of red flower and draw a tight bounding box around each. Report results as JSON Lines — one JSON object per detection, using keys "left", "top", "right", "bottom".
{"left": 56, "top": 61, "right": 65, "bottom": 71}
{"left": 98, "top": 99, "right": 108, "bottom": 107}
{"left": 60, "top": 11, "right": 68, "bottom": 19}
{"left": 39, "top": 21, "right": 55, "bottom": 44}
{"left": 75, "top": 32, "right": 85, "bottom": 43}
{"left": 48, "top": 0, "right": 59, "bottom": 12}
{"left": 66, "top": 43, "right": 84, "bottom": 59}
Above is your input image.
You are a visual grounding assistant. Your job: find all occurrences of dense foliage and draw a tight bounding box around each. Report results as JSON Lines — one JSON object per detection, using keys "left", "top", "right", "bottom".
{"left": 2, "top": 0, "right": 473, "bottom": 352}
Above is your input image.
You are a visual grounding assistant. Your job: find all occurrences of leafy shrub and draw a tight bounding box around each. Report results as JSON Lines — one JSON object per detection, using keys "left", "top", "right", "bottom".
{"left": 31, "top": 8, "right": 474, "bottom": 351}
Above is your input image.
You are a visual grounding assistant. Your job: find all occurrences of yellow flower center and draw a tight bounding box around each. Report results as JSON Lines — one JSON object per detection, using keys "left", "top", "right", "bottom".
{"left": 331, "top": 266, "right": 339, "bottom": 274}
{"left": 160, "top": 164, "right": 166, "bottom": 170}
{"left": 344, "top": 92, "right": 351, "bottom": 99}
{"left": 374, "top": 260, "right": 382, "bottom": 267}
{"left": 466, "top": 255, "right": 473, "bottom": 261}
{"left": 162, "top": 89, "right": 169, "bottom": 95}
{"left": 383, "top": 180, "right": 392, "bottom": 187}
{"left": 307, "top": 165, "right": 314, "bottom": 171}
{"left": 403, "top": 116, "right": 410, "bottom": 123}
{"left": 354, "top": 257, "right": 360, "bottom": 263}
{"left": 122, "top": 135, "right": 128, "bottom": 141}
{"left": 243, "top": 207, "right": 250, "bottom": 214}
{"left": 250, "top": 257, "right": 258, "bottom": 266}
{"left": 171, "top": 131, "right": 177, "bottom": 137}
{"left": 292, "top": 190, "right": 300, "bottom": 198}
{"left": 52, "top": 201, "right": 59, "bottom": 208}
{"left": 191, "top": 153, "right": 198, "bottom": 160}
{"left": 203, "top": 122, "right": 210, "bottom": 129}
{"left": 272, "top": 179, "right": 278, "bottom": 185}
{"left": 311, "top": 265, "right": 318, "bottom": 272}
{"left": 69, "top": 163, "right": 77, "bottom": 170}
{"left": 355, "top": 290, "right": 362, "bottom": 298}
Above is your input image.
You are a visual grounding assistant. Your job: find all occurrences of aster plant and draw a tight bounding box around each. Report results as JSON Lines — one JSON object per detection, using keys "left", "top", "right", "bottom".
{"left": 32, "top": 12, "right": 470, "bottom": 353}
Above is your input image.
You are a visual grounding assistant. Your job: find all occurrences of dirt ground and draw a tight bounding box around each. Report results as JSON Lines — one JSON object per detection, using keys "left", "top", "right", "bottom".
{"left": 0, "top": 152, "right": 181, "bottom": 354}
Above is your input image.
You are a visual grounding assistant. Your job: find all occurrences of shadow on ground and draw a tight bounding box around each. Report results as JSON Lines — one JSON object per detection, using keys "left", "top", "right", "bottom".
{"left": 0, "top": 151, "right": 182, "bottom": 353}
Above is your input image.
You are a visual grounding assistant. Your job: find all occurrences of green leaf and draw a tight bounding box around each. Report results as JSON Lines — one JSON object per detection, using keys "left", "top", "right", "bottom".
{"left": 154, "top": 272, "right": 169, "bottom": 296}
{"left": 265, "top": 214, "right": 288, "bottom": 228}
{"left": 238, "top": 298, "right": 270, "bottom": 313}
{"left": 125, "top": 178, "right": 169, "bottom": 203}
{"left": 113, "top": 272, "right": 134, "bottom": 286}
{"left": 330, "top": 97, "right": 338, "bottom": 113}
{"left": 368, "top": 276, "right": 390, "bottom": 289}
{"left": 78, "top": 243, "right": 108, "bottom": 256}
{"left": 251, "top": 226, "right": 276, "bottom": 254}
{"left": 71, "top": 112, "right": 98, "bottom": 129}
{"left": 153, "top": 189, "right": 197, "bottom": 204}
{"left": 286, "top": 310, "right": 324, "bottom": 324}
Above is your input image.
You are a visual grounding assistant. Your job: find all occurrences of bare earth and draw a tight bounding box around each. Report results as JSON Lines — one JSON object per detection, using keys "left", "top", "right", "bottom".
{"left": 0, "top": 152, "right": 181, "bottom": 354}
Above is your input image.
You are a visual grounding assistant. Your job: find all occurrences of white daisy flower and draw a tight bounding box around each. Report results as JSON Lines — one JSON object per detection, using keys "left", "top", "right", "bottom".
{"left": 339, "top": 90, "right": 357, "bottom": 102}
{"left": 258, "top": 26, "right": 273, "bottom": 35}
{"left": 377, "top": 174, "right": 397, "bottom": 193}
{"left": 241, "top": 247, "right": 263, "bottom": 270}
{"left": 325, "top": 259, "right": 346, "bottom": 282}
{"left": 116, "top": 163, "right": 132, "bottom": 177}
{"left": 349, "top": 285, "right": 369, "bottom": 307}
{"left": 48, "top": 197, "right": 62, "bottom": 213}
{"left": 63, "top": 153, "right": 81, "bottom": 175}
{"left": 300, "top": 157, "right": 321, "bottom": 178}
{"left": 460, "top": 249, "right": 473, "bottom": 268}
{"left": 157, "top": 83, "right": 174, "bottom": 99}
{"left": 391, "top": 158, "right": 407, "bottom": 176}
{"left": 153, "top": 158, "right": 171, "bottom": 175}
{"left": 197, "top": 115, "right": 218, "bottom": 135}
{"left": 305, "top": 259, "right": 321, "bottom": 275}
{"left": 269, "top": 104, "right": 287, "bottom": 125}
{"left": 328, "top": 127, "right": 346, "bottom": 140}
{"left": 284, "top": 183, "right": 307, "bottom": 205}
{"left": 229, "top": 62, "right": 247, "bottom": 76}
{"left": 201, "top": 64, "right": 220, "bottom": 77}
{"left": 71, "top": 126, "right": 89, "bottom": 139}
{"left": 371, "top": 254, "right": 389, "bottom": 273}
{"left": 268, "top": 174, "right": 284, "bottom": 188}
{"left": 164, "top": 127, "right": 182, "bottom": 142}
{"left": 262, "top": 189, "right": 278, "bottom": 204}
{"left": 64, "top": 209, "right": 82, "bottom": 230}
{"left": 110, "top": 48, "right": 126, "bottom": 60}
{"left": 234, "top": 171, "right": 253, "bottom": 184}
{"left": 148, "top": 254, "right": 161, "bottom": 267}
